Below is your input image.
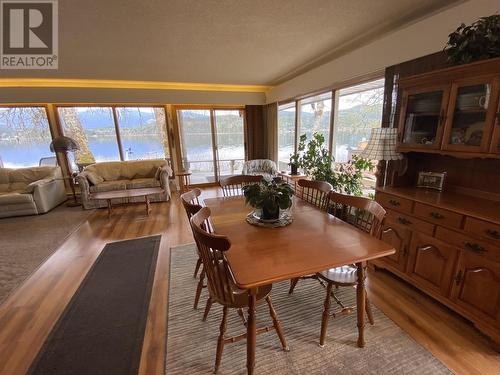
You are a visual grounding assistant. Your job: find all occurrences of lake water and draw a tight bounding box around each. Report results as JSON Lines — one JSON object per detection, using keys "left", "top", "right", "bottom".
{"left": 0, "top": 136, "right": 245, "bottom": 169}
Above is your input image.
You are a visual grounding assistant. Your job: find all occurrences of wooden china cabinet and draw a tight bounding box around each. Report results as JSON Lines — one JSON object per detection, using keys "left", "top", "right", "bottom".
{"left": 374, "top": 57, "right": 500, "bottom": 350}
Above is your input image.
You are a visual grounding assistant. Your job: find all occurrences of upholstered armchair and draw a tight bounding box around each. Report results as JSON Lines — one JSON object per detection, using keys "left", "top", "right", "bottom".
{"left": 242, "top": 159, "right": 278, "bottom": 180}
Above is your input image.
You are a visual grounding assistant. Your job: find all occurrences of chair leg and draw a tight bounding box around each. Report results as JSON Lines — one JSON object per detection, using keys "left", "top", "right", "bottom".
{"left": 237, "top": 308, "right": 247, "bottom": 326}
{"left": 214, "top": 306, "right": 228, "bottom": 374}
{"left": 265, "top": 296, "right": 289, "bottom": 351}
{"left": 319, "top": 282, "right": 333, "bottom": 347}
{"left": 194, "top": 268, "right": 205, "bottom": 310}
{"left": 193, "top": 257, "right": 202, "bottom": 278}
{"left": 288, "top": 278, "right": 299, "bottom": 294}
{"left": 365, "top": 292, "right": 374, "bottom": 325}
{"left": 203, "top": 297, "right": 213, "bottom": 322}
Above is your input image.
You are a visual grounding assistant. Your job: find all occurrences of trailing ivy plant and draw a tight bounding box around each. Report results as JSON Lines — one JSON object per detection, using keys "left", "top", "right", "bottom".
{"left": 445, "top": 15, "right": 500, "bottom": 65}
{"left": 297, "top": 133, "right": 373, "bottom": 196}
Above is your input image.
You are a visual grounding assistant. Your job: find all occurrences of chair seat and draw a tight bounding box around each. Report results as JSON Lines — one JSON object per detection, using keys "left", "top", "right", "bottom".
{"left": 317, "top": 265, "right": 357, "bottom": 286}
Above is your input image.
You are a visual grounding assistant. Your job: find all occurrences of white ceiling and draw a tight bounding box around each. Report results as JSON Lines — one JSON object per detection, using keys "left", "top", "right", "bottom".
{"left": 1, "top": 0, "right": 460, "bottom": 85}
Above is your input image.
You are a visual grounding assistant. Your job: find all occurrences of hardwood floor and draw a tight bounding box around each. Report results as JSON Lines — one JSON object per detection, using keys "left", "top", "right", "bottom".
{"left": 0, "top": 187, "right": 498, "bottom": 375}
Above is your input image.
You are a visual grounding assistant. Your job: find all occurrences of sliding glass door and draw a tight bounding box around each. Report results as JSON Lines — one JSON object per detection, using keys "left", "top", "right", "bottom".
{"left": 177, "top": 108, "right": 246, "bottom": 185}
{"left": 214, "top": 109, "right": 245, "bottom": 178}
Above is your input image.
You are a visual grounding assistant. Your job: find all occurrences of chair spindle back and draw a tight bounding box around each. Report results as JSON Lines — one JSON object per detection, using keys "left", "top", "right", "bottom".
{"left": 328, "top": 191, "right": 386, "bottom": 237}
{"left": 219, "top": 175, "right": 263, "bottom": 197}
{"left": 297, "top": 179, "right": 333, "bottom": 211}
{"left": 190, "top": 207, "right": 235, "bottom": 305}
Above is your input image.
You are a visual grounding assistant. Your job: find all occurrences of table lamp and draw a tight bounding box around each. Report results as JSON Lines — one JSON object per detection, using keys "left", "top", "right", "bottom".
{"left": 360, "top": 128, "right": 403, "bottom": 187}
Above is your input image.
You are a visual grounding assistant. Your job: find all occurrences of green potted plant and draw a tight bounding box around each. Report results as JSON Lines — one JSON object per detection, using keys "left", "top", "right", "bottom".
{"left": 242, "top": 178, "right": 293, "bottom": 221}
{"left": 289, "top": 152, "right": 300, "bottom": 175}
{"left": 445, "top": 15, "right": 500, "bottom": 65}
{"left": 298, "top": 132, "right": 373, "bottom": 196}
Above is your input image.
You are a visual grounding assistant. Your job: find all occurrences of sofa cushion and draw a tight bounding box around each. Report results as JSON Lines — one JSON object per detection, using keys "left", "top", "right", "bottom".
{"left": 9, "top": 166, "right": 55, "bottom": 183}
{"left": 0, "top": 191, "right": 34, "bottom": 204}
{"left": 9, "top": 182, "right": 29, "bottom": 192}
{"left": 85, "top": 160, "right": 167, "bottom": 181}
{"left": 89, "top": 180, "right": 129, "bottom": 193}
{"left": 126, "top": 178, "right": 160, "bottom": 190}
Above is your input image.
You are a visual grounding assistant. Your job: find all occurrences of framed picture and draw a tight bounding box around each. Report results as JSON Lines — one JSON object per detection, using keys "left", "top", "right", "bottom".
{"left": 416, "top": 171, "right": 446, "bottom": 191}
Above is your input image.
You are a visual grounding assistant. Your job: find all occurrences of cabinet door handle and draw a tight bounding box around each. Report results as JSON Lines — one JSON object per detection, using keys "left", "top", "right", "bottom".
{"left": 388, "top": 199, "right": 400, "bottom": 206}
{"left": 486, "top": 229, "right": 500, "bottom": 239}
{"left": 430, "top": 212, "right": 444, "bottom": 219}
{"left": 402, "top": 246, "right": 408, "bottom": 257}
{"left": 464, "top": 242, "right": 486, "bottom": 253}
{"left": 454, "top": 270, "right": 463, "bottom": 285}
{"left": 397, "top": 217, "right": 411, "bottom": 225}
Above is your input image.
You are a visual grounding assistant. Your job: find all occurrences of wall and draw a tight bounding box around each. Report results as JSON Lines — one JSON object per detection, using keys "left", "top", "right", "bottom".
{"left": 266, "top": 0, "right": 499, "bottom": 103}
{"left": 0, "top": 87, "right": 266, "bottom": 105}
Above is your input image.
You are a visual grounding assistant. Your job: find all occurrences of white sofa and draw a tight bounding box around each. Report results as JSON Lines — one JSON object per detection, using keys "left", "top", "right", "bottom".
{"left": 75, "top": 159, "right": 172, "bottom": 209}
{"left": 0, "top": 166, "right": 67, "bottom": 218}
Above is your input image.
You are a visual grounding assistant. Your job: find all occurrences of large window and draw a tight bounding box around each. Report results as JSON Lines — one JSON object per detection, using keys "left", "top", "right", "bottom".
{"left": 299, "top": 92, "right": 332, "bottom": 148}
{"left": 0, "top": 106, "right": 53, "bottom": 168}
{"left": 276, "top": 79, "right": 384, "bottom": 167}
{"left": 57, "top": 106, "right": 170, "bottom": 171}
{"left": 334, "top": 79, "right": 385, "bottom": 162}
{"left": 58, "top": 107, "right": 120, "bottom": 167}
{"left": 115, "top": 107, "right": 169, "bottom": 161}
{"left": 277, "top": 102, "right": 296, "bottom": 170}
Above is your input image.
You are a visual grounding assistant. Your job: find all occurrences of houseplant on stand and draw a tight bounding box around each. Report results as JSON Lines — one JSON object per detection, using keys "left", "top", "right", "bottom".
{"left": 242, "top": 178, "right": 293, "bottom": 221}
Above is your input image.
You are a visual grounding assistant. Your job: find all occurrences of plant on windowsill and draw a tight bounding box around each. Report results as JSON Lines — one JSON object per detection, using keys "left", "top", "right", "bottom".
{"left": 445, "top": 15, "right": 500, "bottom": 65}
{"left": 242, "top": 178, "right": 293, "bottom": 221}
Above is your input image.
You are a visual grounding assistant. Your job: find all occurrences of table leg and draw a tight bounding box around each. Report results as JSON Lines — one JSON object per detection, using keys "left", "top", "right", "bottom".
{"left": 247, "top": 288, "right": 257, "bottom": 375}
{"left": 107, "top": 199, "right": 112, "bottom": 218}
{"left": 356, "top": 262, "right": 366, "bottom": 348}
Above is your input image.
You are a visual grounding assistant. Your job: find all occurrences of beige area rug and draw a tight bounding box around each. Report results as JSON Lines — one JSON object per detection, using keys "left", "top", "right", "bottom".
{"left": 0, "top": 204, "right": 94, "bottom": 304}
{"left": 166, "top": 244, "right": 452, "bottom": 375}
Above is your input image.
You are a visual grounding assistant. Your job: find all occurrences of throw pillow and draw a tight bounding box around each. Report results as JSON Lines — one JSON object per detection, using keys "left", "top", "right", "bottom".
{"left": 155, "top": 167, "right": 162, "bottom": 180}
{"left": 86, "top": 171, "right": 104, "bottom": 185}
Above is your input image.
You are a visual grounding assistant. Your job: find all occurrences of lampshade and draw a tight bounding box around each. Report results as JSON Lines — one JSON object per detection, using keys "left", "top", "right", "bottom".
{"left": 360, "top": 128, "right": 402, "bottom": 161}
{"left": 50, "top": 136, "right": 80, "bottom": 153}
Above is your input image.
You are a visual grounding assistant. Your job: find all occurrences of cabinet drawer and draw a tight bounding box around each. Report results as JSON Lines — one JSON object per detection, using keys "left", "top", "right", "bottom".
{"left": 464, "top": 217, "right": 500, "bottom": 246}
{"left": 386, "top": 210, "right": 435, "bottom": 236}
{"left": 376, "top": 193, "right": 413, "bottom": 214}
{"left": 436, "top": 226, "right": 500, "bottom": 264}
{"left": 414, "top": 202, "right": 463, "bottom": 229}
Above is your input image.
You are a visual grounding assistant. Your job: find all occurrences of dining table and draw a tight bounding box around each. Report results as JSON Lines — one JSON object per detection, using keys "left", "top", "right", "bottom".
{"left": 203, "top": 196, "right": 396, "bottom": 375}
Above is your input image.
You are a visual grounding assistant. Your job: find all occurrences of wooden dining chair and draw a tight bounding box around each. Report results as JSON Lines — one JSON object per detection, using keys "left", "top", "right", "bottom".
{"left": 287, "top": 179, "right": 333, "bottom": 294}
{"left": 190, "top": 207, "right": 289, "bottom": 373}
{"left": 316, "top": 191, "right": 386, "bottom": 346}
{"left": 180, "top": 188, "right": 210, "bottom": 312}
{"left": 296, "top": 179, "right": 333, "bottom": 211}
{"left": 219, "top": 174, "right": 263, "bottom": 197}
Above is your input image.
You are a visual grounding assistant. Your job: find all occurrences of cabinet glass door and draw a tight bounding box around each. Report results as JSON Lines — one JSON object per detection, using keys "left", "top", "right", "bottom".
{"left": 400, "top": 89, "right": 446, "bottom": 148}
{"left": 489, "top": 78, "right": 500, "bottom": 154}
{"left": 444, "top": 82, "right": 494, "bottom": 151}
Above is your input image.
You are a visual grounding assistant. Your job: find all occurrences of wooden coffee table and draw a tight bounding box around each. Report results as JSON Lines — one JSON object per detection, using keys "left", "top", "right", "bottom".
{"left": 91, "top": 187, "right": 165, "bottom": 218}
